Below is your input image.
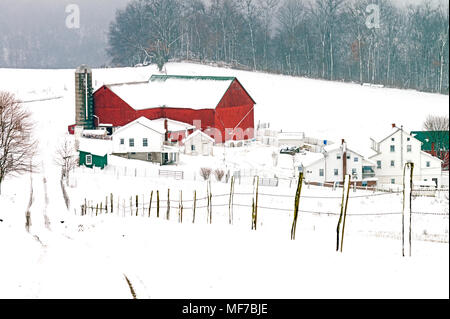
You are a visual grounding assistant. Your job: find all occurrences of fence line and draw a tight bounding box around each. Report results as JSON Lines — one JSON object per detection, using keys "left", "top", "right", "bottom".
{"left": 77, "top": 172, "right": 449, "bottom": 253}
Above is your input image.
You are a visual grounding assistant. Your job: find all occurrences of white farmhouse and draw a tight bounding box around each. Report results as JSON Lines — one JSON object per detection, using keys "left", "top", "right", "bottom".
{"left": 369, "top": 125, "right": 443, "bottom": 187}
{"left": 183, "top": 130, "right": 215, "bottom": 156}
{"left": 112, "top": 117, "right": 180, "bottom": 165}
{"left": 298, "top": 140, "right": 377, "bottom": 187}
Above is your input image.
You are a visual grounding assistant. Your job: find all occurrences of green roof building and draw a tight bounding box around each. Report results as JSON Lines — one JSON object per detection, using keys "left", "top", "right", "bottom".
{"left": 410, "top": 131, "right": 449, "bottom": 151}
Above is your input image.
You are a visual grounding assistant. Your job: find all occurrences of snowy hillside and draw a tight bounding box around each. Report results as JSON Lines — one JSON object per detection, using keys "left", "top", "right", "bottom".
{"left": 0, "top": 63, "right": 448, "bottom": 299}
{"left": 0, "top": 62, "right": 448, "bottom": 154}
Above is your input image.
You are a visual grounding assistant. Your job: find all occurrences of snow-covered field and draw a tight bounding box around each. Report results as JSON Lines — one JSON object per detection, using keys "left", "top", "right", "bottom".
{"left": 0, "top": 62, "right": 448, "bottom": 299}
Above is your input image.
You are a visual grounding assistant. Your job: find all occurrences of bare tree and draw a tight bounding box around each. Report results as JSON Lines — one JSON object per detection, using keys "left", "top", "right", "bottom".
{"left": 0, "top": 91, "right": 37, "bottom": 194}
{"left": 200, "top": 167, "right": 212, "bottom": 180}
{"left": 423, "top": 114, "right": 449, "bottom": 153}
{"left": 55, "top": 138, "right": 79, "bottom": 186}
{"left": 214, "top": 168, "right": 225, "bottom": 181}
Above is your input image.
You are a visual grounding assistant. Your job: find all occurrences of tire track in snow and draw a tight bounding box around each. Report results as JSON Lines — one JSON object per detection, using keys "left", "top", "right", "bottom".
{"left": 42, "top": 176, "right": 51, "bottom": 231}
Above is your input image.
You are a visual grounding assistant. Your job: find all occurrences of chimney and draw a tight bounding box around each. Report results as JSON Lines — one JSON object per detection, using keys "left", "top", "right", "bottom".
{"left": 392, "top": 123, "right": 396, "bottom": 128}
{"left": 164, "top": 119, "right": 169, "bottom": 143}
{"left": 342, "top": 139, "right": 347, "bottom": 182}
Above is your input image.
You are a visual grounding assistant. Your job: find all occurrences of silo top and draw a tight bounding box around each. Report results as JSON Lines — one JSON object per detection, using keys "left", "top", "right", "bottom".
{"left": 76, "top": 65, "right": 92, "bottom": 73}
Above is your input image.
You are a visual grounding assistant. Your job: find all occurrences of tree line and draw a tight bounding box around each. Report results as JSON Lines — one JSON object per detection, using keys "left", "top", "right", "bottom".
{"left": 108, "top": 0, "right": 449, "bottom": 94}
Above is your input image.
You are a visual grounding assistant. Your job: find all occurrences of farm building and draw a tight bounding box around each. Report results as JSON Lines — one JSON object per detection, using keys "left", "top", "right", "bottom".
{"left": 78, "top": 137, "right": 111, "bottom": 169}
{"left": 369, "top": 125, "right": 443, "bottom": 187}
{"left": 410, "top": 130, "right": 449, "bottom": 171}
{"left": 91, "top": 74, "right": 256, "bottom": 143}
{"left": 111, "top": 117, "right": 180, "bottom": 165}
{"left": 298, "top": 140, "right": 377, "bottom": 187}
{"left": 183, "top": 130, "right": 215, "bottom": 156}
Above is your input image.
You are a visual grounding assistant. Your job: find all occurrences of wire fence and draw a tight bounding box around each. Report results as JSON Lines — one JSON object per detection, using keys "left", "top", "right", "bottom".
{"left": 78, "top": 187, "right": 449, "bottom": 219}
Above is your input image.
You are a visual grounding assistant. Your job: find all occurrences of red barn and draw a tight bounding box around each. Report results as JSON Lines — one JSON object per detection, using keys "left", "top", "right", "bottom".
{"left": 92, "top": 75, "right": 256, "bottom": 143}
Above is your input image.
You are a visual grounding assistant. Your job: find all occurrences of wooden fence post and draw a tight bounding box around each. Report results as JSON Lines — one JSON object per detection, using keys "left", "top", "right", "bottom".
{"left": 229, "top": 176, "right": 235, "bottom": 225}
{"left": 149, "top": 191, "right": 153, "bottom": 217}
{"left": 157, "top": 190, "right": 160, "bottom": 218}
{"left": 130, "top": 197, "right": 133, "bottom": 217}
{"left": 207, "top": 180, "right": 212, "bottom": 224}
{"left": 192, "top": 190, "right": 196, "bottom": 223}
{"left": 291, "top": 172, "right": 304, "bottom": 240}
{"left": 136, "top": 195, "right": 139, "bottom": 216}
{"left": 252, "top": 176, "right": 259, "bottom": 230}
{"left": 179, "top": 190, "right": 183, "bottom": 223}
{"left": 206, "top": 182, "right": 210, "bottom": 223}
{"left": 166, "top": 189, "right": 170, "bottom": 220}
{"left": 336, "top": 175, "right": 351, "bottom": 252}
{"left": 402, "top": 162, "right": 414, "bottom": 257}
{"left": 339, "top": 175, "right": 351, "bottom": 253}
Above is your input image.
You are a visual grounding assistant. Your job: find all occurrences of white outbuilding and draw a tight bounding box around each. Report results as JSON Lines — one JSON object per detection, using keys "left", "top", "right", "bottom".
{"left": 183, "top": 130, "right": 215, "bottom": 156}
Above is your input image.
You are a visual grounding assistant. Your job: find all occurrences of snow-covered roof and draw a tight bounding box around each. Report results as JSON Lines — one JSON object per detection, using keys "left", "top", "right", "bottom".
{"left": 78, "top": 137, "right": 112, "bottom": 156}
{"left": 107, "top": 75, "right": 236, "bottom": 110}
{"left": 413, "top": 180, "right": 437, "bottom": 187}
{"left": 363, "top": 158, "right": 377, "bottom": 166}
{"left": 183, "top": 129, "right": 215, "bottom": 143}
{"left": 150, "top": 118, "right": 195, "bottom": 132}
{"left": 421, "top": 150, "right": 443, "bottom": 162}
{"left": 278, "top": 132, "right": 305, "bottom": 140}
{"left": 370, "top": 126, "right": 417, "bottom": 145}
{"left": 324, "top": 143, "right": 365, "bottom": 158}
{"left": 323, "top": 143, "right": 341, "bottom": 153}
{"left": 113, "top": 116, "right": 165, "bottom": 136}
{"left": 83, "top": 129, "right": 106, "bottom": 136}
{"left": 296, "top": 152, "right": 324, "bottom": 167}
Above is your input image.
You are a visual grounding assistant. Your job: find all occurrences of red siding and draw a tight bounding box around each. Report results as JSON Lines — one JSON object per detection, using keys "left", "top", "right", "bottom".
{"left": 215, "top": 79, "right": 255, "bottom": 142}
{"left": 93, "top": 86, "right": 137, "bottom": 126}
{"left": 93, "top": 78, "right": 255, "bottom": 143}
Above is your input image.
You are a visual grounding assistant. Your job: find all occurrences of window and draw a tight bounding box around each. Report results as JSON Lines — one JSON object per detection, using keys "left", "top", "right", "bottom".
{"left": 377, "top": 160, "right": 381, "bottom": 169}
{"left": 334, "top": 169, "right": 339, "bottom": 176}
{"left": 354, "top": 157, "right": 359, "bottom": 162}
{"left": 120, "top": 138, "right": 124, "bottom": 145}
{"left": 426, "top": 161, "right": 430, "bottom": 167}
{"left": 390, "top": 145, "right": 395, "bottom": 152}
{"left": 147, "top": 153, "right": 152, "bottom": 161}
{"left": 85, "top": 154, "right": 92, "bottom": 165}
{"left": 407, "top": 137, "right": 410, "bottom": 141}
{"left": 336, "top": 154, "right": 341, "bottom": 160}
{"left": 352, "top": 168, "right": 357, "bottom": 175}
{"left": 407, "top": 145, "right": 412, "bottom": 152}
{"left": 319, "top": 169, "right": 324, "bottom": 177}
{"left": 391, "top": 178, "right": 395, "bottom": 184}
{"left": 346, "top": 154, "right": 351, "bottom": 159}
{"left": 143, "top": 138, "right": 148, "bottom": 147}
{"left": 390, "top": 160, "right": 395, "bottom": 167}
{"left": 129, "top": 138, "right": 134, "bottom": 147}
{"left": 391, "top": 138, "right": 395, "bottom": 141}
{"left": 191, "top": 145, "right": 195, "bottom": 151}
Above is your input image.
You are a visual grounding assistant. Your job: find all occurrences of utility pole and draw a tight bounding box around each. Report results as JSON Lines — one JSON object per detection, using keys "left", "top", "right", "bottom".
{"left": 400, "top": 125, "right": 404, "bottom": 169}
